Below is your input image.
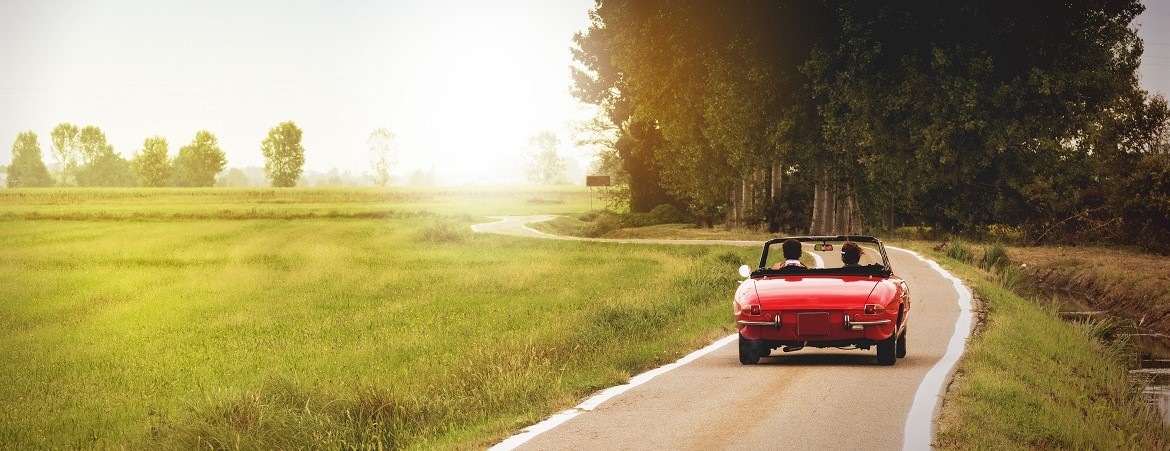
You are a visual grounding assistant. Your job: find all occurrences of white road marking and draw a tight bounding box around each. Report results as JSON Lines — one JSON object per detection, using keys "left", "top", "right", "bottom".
{"left": 810, "top": 251, "right": 825, "bottom": 268}
{"left": 490, "top": 334, "right": 738, "bottom": 450}
{"left": 521, "top": 223, "right": 560, "bottom": 238}
{"left": 887, "top": 246, "right": 973, "bottom": 451}
{"left": 469, "top": 216, "right": 507, "bottom": 233}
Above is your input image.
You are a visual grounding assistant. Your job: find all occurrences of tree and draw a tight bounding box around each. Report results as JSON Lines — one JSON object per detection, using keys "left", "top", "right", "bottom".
{"left": 367, "top": 128, "right": 396, "bottom": 187}
{"left": 75, "top": 152, "right": 134, "bottom": 187}
{"left": 522, "top": 131, "right": 566, "bottom": 184}
{"left": 216, "top": 168, "right": 250, "bottom": 187}
{"left": 73, "top": 125, "right": 134, "bottom": 187}
{"left": 175, "top": 130, "right": 227, "bottom": 187}
{"left": 131, "top": 136, "right": 172, "bottom": 187}
{"left": 78, "top": 125, "right": 113, "bottom": 165}
{"left": 261, "top": 121, "right": 305, "bottom": 187}
{"left": 8, "top": 131, "right": 54, "bottom": 187}
{"left": 50, "top": 123, "right": 80, "bottom": 186}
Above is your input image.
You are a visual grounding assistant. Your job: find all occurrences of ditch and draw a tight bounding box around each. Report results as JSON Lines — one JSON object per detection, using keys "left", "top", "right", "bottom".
{"left": 1057, "top": 304, "right": 1170, "bottom": 423}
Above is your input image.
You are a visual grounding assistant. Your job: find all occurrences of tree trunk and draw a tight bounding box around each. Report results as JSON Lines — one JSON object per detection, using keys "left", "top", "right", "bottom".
{"left": 810, "top": 164, "right": 864, "bottom": 236}
{"left": 771, "top": 164, "right": 781, "bottom": 202}
{"left": 726, "top": 184, "right": 738, "bottom": 230}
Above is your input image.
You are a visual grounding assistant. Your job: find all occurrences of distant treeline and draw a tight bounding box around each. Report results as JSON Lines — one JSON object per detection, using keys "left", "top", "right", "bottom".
{"left": 574, "top": 0, "right": 1170, "bottom": 247}
{"left": 4, "top": 121, "right": 320, "bottom": 189}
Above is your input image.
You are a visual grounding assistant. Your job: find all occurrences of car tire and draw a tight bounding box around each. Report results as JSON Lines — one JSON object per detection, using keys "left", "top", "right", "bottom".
{"left": 876, "top": 327, "right": 897, "bottom": 366}
{"left": 739, "top": 334, "right": 761, "bottom": 365}
{"left": 896, "top": 327, "right": 907, "bottom": 359}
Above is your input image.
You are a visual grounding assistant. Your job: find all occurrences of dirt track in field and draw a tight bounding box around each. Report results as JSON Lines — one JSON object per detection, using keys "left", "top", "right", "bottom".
{"left": 474, "top": 216, "right": 969, "bottom": 450}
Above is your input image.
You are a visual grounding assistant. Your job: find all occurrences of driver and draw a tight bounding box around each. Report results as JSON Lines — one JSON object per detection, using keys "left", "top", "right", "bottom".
{"left": 771, "top": 238, "right": 807, "bottom": 269}
{"left": 841, "top": 241, "right": 863, "bottom": 267}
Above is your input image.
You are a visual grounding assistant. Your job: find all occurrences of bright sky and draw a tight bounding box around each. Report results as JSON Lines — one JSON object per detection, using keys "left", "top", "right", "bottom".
{"left": 3, "top": 1, "right": 1170, "bottom": 185}
{"left": 0, "top": 0, "right": 598, "bottom": 185}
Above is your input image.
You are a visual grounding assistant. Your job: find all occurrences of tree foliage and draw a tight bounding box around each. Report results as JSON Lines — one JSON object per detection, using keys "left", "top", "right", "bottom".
{"left": 367, "top": 128, "right": 396, "bottom": 187}
{"left": 261, "top": 121, "right": 305, "bottom": 188}
{"left": 73, "top": 125, "right": 134, "bottom": 187}
{"left": 8, "top": 131, "right": 54, "bottom": 188}
{"left": 572, "top": 0, "right": 1165, "bottom": 241}
{"left": 522, "top": 131, "right": 566, "bottom": 185}
{"left": 50, "top": 123, "right": 81, "bottom": 186}
{"left": 131, "top": 136, "right": 172, "bottom": 187}
{"left": 176, "top": 131, "right": 227, "bottom": 187}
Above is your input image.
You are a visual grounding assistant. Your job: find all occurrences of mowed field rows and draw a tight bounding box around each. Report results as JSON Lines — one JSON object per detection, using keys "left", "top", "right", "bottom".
{"left": 0, "top": 188, "right": 756, "bottom": 449}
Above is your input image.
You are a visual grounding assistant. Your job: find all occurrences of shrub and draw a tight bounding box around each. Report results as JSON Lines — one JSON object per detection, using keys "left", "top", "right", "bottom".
{"left": 584, "top": 213, "right": 621, "bottom": 238}
{"left": 648, "top": 203, "right": 686, "bottom": 224}
{"left": 1118, "top": 153, "right": 1170, "bottom": 254}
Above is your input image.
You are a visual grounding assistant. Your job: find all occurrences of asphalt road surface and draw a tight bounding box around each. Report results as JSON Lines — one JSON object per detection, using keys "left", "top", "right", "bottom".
{"left": 474, "top": 216, "right": 970, "bottom": 450}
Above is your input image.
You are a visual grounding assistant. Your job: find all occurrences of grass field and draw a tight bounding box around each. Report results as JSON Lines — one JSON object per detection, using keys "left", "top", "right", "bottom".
{"left": 0, "top": 188, "right": 757, "bottom": 449}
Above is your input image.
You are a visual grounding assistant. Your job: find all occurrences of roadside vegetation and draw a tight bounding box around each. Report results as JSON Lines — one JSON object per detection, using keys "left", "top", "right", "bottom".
{"left": 916, "top": 241, "right": 1170, "bottom": 449}
{"left": 0, "top": 187, "right": 756, "bottom": 449}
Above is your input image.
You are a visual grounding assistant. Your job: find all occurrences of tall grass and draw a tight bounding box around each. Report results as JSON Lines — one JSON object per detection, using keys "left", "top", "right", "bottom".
{"left": 0, "top": 198, "right": 756, "bottom": 449}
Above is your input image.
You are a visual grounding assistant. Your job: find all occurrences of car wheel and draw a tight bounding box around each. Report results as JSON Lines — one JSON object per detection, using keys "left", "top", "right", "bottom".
{"left": 896, "top": 327, "right": 907, "bottom": 359}
{"left": 739, "top": 334, "right": 761, "bottom": 365}
{"left": 876, "top": 327, "right": 897, "bottom": 366}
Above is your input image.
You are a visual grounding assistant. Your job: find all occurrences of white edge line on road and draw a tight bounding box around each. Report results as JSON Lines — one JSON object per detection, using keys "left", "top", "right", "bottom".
{"left": 888, "top": 246, "right": 973, "bottom": 451}
{"left": 810, "top": 252, "right": 825, "bottom": 268}
{"left": 469, "top": 216, "right": 506, "bottom": 233}
{"left": 490, "top": 334, "right": 738, "bottom": 451}
{"left": 521, "top": 224, "right": 560, "bottom": 238}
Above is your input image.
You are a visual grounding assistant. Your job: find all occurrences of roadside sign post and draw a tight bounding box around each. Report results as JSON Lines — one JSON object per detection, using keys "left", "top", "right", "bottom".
{"left": 585, "top": 175, "right": 611, "bottom": 211}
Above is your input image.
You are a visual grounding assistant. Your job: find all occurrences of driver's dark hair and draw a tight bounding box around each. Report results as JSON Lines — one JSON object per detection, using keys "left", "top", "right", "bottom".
{"left": 782, "top": 239, "right": 802, "bottom": 260}
{"left": 842, "top": 241, "right": 863, "bottom": 265}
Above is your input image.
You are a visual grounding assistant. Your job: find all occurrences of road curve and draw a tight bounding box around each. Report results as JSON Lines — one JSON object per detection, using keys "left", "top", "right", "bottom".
{"left": 474, "top": 216, "right": 970, "bottom": 450}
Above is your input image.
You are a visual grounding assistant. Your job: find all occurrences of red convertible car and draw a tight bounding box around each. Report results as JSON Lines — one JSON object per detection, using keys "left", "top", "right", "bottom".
{"left": 734, "top": 236, "right": 909, "bottom": 365}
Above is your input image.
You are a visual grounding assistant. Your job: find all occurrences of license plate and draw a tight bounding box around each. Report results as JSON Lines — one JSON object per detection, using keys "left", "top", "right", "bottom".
{"left": 797, "top": 312, "right": 830, "bottom": 336}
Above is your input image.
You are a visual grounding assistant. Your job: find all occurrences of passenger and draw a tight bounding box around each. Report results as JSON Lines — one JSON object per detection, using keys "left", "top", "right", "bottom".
{"left": 841, "top": 241, "right": 863, "bottom": 267}
{"left": 771, "top": 238, "right": 807, "bottom": 269}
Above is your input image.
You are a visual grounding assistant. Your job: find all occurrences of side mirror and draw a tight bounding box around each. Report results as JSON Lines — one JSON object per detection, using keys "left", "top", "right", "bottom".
{"left": 738, "top": 264, "right": 752, "bottom": 278}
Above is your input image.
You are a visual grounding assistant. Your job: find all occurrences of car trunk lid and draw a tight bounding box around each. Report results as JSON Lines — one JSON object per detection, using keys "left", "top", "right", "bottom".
{"left": 752, "top": 276, "right": 880, "bottom": 310}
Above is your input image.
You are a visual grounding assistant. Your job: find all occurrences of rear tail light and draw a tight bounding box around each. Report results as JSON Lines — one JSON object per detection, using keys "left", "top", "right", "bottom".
{"left": 864, "top": 304, "right": 885, "bottom": 315}
{"left": 750, "top": 304, "right": 761, "bottom": 316}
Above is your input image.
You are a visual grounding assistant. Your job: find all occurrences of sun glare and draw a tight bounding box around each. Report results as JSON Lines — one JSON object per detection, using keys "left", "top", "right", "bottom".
{"left": 387, "top": 5, "right": 586, "bottom": 185}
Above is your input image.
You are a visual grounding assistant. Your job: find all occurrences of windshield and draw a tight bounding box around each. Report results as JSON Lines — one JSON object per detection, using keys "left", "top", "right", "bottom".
{"left": 757, "top": 236, "right": 891, "bottom": 275}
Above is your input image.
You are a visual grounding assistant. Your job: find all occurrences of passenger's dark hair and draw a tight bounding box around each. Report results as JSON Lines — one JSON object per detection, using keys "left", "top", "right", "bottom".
{"left": 782, "top": 239, "right": 803, "bottom": 260}
{"left": 842, "top": 241, "right": 863, "bottom": 265}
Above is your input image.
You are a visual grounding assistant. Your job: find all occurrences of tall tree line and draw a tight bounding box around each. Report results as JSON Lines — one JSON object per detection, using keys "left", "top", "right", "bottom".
{"left": 573, "top": 0, "right": 1169, "bottom": 243}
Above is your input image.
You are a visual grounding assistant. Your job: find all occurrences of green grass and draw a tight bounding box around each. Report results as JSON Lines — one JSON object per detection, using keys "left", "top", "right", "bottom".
{"left": 0, "top": 188, "right": 757, "bottom": 449}
{"left": 900, "top": 243, "right": 1170, "bottom": 449}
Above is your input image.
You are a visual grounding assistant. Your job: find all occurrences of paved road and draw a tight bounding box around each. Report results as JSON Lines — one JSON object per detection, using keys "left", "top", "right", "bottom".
{"left": 474, "top": 216, "right": 969, "bottom": 450}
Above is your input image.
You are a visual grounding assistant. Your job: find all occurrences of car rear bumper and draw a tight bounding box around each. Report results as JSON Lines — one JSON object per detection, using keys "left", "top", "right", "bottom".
{"left": 737, "top": 311, "right": 895, "bottom": 341}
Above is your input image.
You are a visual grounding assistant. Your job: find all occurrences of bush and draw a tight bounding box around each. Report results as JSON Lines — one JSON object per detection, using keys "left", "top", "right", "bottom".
{"left": 585, "top": 213, "right": 621, "bottom": 238}
{"left": 1118, "top": 153, "right": 1170, "bottom": 254}
{"left": 648, "top": 203, "right": 686, "bottom": 224}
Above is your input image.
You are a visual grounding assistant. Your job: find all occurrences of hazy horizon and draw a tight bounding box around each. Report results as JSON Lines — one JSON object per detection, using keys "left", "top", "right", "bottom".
{"left": 0, "top": 0, "right": 598, "bottom": 186}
